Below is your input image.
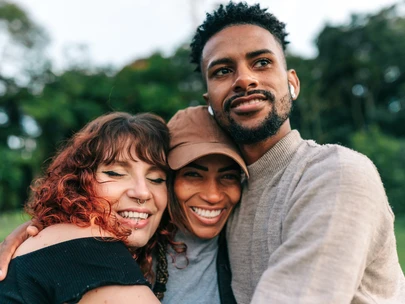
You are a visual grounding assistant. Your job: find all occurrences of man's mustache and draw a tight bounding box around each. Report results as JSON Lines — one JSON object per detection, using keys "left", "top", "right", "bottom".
{"left": 224, "top": 90, "right": 276, "bottom": 112}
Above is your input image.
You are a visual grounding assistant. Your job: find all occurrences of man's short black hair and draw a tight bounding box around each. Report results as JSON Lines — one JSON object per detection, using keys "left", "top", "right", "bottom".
{"left": 190, "top": 1, "right": 289, "bottom": 72}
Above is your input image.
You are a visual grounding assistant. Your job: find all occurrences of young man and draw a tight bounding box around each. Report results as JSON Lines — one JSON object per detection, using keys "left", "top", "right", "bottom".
{"left": 190, "top": 2, "right": 405, "bottom": 303}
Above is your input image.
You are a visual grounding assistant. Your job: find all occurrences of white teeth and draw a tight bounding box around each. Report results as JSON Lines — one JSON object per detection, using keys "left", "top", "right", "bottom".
{"left": 191, "top": 207, "right": 222, "bottom": 218}
{"left": 234, "top": 99, "right": 262, "bottom": 108}
{"left": 119, "top": 211, "right": 148, "bottom": 220}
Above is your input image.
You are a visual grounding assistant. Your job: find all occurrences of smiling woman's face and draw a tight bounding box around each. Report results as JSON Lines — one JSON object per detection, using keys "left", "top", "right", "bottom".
{"left": 174, "top": 154, "right": 242, "bottom": 239}
{"left": 95, "top": 153, "right": 168, "bottom": 248}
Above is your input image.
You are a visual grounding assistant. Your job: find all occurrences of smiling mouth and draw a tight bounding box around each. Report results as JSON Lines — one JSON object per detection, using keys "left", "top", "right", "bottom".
{"left": 118, "top": 211, "right": 150, "bottom": 220}
{"left": 231, "top": 98, "right": 265, "bottom": 109}
{"left": 191, "top": 207, "right": 223, "bottom": 218}
{"left": 224, "top": 90, "right": 275, "bottom": 113}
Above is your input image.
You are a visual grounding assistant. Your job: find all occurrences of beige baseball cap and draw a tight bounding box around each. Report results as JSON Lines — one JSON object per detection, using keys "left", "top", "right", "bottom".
{"left": 167, "top": 105, "right": 248, "bottom": 177}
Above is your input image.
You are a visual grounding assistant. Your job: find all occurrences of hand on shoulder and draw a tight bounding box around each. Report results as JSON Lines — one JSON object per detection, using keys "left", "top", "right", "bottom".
{"left": 12, "top": 224, "right": 113, "bottom": 258}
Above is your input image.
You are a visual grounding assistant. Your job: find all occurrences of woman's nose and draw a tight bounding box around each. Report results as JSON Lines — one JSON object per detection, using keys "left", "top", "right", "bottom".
{"left": 126, "top": 178, "right": 151, "bottom": 201}
{"left": 200, "top": 179, "right": 224, "bottom": 204}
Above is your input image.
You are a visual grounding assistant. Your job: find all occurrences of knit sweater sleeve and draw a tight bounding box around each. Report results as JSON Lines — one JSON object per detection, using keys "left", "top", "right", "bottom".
{"left": 250, "top": 145, "right": 396, "bottom": 303}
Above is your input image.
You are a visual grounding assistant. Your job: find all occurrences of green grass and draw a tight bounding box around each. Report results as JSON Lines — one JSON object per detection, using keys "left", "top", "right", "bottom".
{"left": 1, "top": 211, "right": 405, "bottom": 272}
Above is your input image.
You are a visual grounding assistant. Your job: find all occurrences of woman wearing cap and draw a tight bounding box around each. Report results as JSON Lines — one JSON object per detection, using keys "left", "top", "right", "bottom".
{"left": 153, "top": 105, "right": 247, "bottom": 304}
{"left": 0, "top": 106, "right": 246, "bottom": 304}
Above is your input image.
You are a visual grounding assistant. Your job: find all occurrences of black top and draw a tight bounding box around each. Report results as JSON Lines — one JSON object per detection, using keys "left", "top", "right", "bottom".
{"left": 0, "top": 237, "right": 149, "bottom": 304}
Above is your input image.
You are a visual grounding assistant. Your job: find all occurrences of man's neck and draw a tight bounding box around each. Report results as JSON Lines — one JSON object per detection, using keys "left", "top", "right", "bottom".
{"left": 239, "top": 120, "right": 291, "bottom": 165}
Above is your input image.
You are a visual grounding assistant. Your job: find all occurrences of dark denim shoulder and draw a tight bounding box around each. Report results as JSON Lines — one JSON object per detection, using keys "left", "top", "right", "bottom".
{"left": 217, "top": 228, "right": 237, "bottom": 304}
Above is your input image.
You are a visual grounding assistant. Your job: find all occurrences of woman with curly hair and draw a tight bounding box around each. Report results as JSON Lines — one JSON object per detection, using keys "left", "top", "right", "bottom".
{"left": 0, "top": 112, "right": 171, "bottom": 303}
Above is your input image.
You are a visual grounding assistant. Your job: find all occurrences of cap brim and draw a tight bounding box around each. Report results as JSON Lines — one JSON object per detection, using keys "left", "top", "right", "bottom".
{"left": 168, "top": 142, "right": 249, "bottom": 178}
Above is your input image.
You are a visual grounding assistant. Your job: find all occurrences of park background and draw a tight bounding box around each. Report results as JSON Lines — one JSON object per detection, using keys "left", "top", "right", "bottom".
{"left": 0, "top": 0, "right": 404, "bottom": 271}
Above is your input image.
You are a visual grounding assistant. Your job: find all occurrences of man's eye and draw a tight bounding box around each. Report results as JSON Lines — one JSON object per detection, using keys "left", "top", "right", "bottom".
{"left": 102, "top": 171, "right": 124, "bottom": 177}
{"left": 214, "top": 67, "right": 231, "bottom": 76}
{"left": 147, "top": 178, "right": 166, "bottom": 184}
{"left": 254, "top": 59, "right": 270, "bottom": 68}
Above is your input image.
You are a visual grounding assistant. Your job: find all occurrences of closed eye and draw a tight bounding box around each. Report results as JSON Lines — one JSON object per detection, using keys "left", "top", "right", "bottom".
{"left": 147, "top": 178, "right": 166, "bottom": 184}
{"left": 102, "top": 170, "right": 125, "bottom": 177}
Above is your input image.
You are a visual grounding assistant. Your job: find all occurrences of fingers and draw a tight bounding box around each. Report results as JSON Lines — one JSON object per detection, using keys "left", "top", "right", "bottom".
{"left": 30, "top": 218, "right": 44, "bottom": 234}
{"left": 0, "top": 221, "right": 32, "bottom": 281}
{"left": 0, "top": 238, "right": 12, "bottom": 280}
{"left": 26, "top": 225, "right": 39, "bottom": 237}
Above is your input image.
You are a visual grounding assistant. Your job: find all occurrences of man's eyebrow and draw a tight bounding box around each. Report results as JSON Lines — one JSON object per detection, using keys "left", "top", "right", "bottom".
{"left": 207, "top": 49, "right": 274, "bottom": 70}
{"left": 183, "top": 163, "right": 208, "bottom": 171}
{"left": 246, "top": 49, "right": 274, "bottom": 59}
{"left": 207, "top": 57, "right": 233, "bottom": 70}
{"left": 218, "top": 163, "right": 240, "bottom": 173}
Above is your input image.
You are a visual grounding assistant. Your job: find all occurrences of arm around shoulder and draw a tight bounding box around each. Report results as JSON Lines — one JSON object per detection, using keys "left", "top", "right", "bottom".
{"left": 0, "top": 220, "right": 33, "bottom": 280}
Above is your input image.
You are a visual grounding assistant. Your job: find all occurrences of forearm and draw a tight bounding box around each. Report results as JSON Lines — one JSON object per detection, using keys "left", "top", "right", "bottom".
{"left": 0, "top": 221, "right": 33, "bottom": 280}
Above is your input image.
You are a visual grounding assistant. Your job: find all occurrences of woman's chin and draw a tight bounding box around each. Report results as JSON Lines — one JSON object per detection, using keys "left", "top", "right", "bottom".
{"left": 125, "top": 230, "right": 150, "bottom": 248}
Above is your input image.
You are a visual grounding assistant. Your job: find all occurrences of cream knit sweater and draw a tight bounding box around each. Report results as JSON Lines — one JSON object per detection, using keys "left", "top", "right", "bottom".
{"left": 227, "top": 130, "right": 405, "bottom": 304}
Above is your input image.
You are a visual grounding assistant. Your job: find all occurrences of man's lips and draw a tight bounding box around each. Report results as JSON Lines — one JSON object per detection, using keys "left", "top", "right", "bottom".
{"left": 224, "top": 90, "right": 275, "bottom": 113}
{"left": 230, "top": 94, "right": 267, "bottom": 109}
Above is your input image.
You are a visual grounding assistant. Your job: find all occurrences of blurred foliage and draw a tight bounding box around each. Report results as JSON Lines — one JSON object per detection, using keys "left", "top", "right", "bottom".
{"left": 351, "top": 127, "right": 405, "bottom": 214}
{"left": 0, "top": 1, "right": 404, "bottom": 215}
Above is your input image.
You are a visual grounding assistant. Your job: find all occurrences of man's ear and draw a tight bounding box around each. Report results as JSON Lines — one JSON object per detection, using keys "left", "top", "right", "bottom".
{"left": 203, "top": 93, "right": 214, "bottom": 116}
{"left": 287, "top": 69, "right": 300, "bottom": 99}
{"left": 203, "top": 92, "right": 209, "bottom": 104}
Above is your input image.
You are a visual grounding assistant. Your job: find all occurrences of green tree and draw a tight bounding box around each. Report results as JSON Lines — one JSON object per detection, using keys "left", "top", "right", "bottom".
{"left": 0, "top": 0, "right": 49, "bottom": 210}
{"left": 314, "top": 4, "right": 405, "bottom": 144}
{"left": 112, "top": 46, "right": 204, "bottom": 121}
{"left": 351, "top": 127, "right": 405, "bottom": 214}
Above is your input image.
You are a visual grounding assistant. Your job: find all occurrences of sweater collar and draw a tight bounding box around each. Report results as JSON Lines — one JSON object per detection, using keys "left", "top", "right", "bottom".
{"left": 247, "top": 130, "right": 302, "bottom": 183}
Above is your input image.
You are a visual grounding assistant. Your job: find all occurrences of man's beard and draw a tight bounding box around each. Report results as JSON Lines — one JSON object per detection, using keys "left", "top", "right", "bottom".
{"left": 220, "top": 89, "right": 292, "bottom": 145}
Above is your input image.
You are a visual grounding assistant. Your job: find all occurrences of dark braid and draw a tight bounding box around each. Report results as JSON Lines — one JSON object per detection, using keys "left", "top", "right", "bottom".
{"left": 153, "top": 240, "right": 169, "bottom": 300}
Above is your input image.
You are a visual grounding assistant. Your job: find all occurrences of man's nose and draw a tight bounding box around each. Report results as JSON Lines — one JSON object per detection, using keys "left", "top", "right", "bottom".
{"left": 232, "top": 67, "right": 259, "bottom": 93}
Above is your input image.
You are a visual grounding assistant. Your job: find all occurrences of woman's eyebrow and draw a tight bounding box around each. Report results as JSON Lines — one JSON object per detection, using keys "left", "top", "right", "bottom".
{"left": 183, "top": 163, "right": 208, "bottom": 171}
{"left": 109, "top": 160, "right": 130, "bottom": 168}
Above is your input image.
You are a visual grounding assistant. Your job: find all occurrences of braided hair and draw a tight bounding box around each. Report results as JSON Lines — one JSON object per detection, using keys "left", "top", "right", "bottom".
{"left": 152, "top": 214, "right": 187, "bottom": 300}
{"left": 153, "top": 241, "right": 169, "bottom": 300}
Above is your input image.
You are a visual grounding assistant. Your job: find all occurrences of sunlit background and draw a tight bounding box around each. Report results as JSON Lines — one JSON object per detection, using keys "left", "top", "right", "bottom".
{"left": 0, "top": 0, "right": 404, "bottom": 269}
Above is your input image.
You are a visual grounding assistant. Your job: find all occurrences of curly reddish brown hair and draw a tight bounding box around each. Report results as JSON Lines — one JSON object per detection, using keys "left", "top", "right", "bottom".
{"left": 25, "top": 111, "right": 172, "bottom": 281}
